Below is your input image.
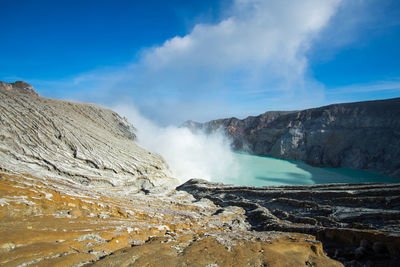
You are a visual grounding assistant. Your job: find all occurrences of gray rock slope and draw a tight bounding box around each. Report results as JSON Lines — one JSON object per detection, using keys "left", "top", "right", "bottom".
{"left": 183, "top": 98, "right": 400, "bottom": 178}
{"left": 0, "top": 81, "right": 178, "bottom": 192}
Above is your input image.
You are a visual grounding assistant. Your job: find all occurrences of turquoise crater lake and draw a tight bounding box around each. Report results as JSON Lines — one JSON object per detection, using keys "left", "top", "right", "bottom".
{"left": 216, "top": 152, "right": 399, "bottom": 187}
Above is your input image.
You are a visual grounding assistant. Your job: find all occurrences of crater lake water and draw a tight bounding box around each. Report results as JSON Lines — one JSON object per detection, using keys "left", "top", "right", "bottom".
{"left": 216, "top": 152, "right": 399, "bottom": 186}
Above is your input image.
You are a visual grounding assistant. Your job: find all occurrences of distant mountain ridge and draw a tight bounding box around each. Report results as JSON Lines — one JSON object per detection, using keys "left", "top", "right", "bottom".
{"left": 183, "top": 98, "right": 400, "bottom": 178}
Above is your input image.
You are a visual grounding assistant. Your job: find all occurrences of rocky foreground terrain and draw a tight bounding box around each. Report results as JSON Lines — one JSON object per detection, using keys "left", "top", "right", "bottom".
{"left": 1, "top": 81, "right": 399, "bottom": 266}
{"left": 183, "top": 98, "right": 400, "bottom": 178}
{"left": 1, "top": 168, "right": 341, "bottom": 266}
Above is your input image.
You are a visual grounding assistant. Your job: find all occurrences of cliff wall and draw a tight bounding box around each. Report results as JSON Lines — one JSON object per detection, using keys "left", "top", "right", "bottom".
{"left": 183, "top": 98, "right": 400, "bottom": 178}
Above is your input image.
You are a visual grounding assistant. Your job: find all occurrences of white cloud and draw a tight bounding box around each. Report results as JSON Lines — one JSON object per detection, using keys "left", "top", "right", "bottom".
{"left": 137, "top": 0, "right": 341, "bottom": 92}
{"left": 36, "top": 0, "right": 343, "bottom": 124}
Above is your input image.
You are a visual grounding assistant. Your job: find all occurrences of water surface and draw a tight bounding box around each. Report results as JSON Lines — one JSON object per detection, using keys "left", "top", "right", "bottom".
{"left": 216, "top": 152, "right": 399, "bottom": 186}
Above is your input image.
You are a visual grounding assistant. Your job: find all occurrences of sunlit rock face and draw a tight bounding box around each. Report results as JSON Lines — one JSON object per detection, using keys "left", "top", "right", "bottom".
{"left": 0, "top": 81, "right": 178, "bottom": 193}
{"left": 183, "top": 98, "right": 400, "bottom": 178}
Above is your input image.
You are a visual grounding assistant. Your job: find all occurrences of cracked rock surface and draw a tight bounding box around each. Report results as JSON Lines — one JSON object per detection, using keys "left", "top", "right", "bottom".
{"left": 0, "top": 82, "right": 177, "bottom": 192}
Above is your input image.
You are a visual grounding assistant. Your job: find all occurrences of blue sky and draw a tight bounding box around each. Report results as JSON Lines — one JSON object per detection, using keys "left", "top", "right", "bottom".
{"left": 1, "top": 0, "right": 400, "bottom": 124}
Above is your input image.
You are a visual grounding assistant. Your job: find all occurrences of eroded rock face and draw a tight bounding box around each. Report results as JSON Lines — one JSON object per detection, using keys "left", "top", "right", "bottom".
{"left": 178, "top": 179, "right": 400, "bottom": 266}
{"left": 0, "top": 81, "right": 177, "bottom": 192}
{"left": 183, "top": 98, "right": 400, "bottom": 178}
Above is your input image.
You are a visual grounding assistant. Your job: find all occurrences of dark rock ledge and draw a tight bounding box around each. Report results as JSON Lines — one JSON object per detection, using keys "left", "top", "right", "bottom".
{"left": 178, "top": 179, "right": 400, "bottom": 266}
